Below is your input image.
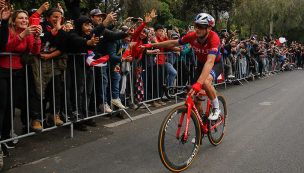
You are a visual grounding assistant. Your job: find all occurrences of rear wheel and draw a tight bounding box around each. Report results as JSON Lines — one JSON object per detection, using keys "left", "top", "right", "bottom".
{"left": 207, "top": 95, "right": 228, "bottom": 145}
{"left": 158, "top": 106, "right": 201, "bottom": 172}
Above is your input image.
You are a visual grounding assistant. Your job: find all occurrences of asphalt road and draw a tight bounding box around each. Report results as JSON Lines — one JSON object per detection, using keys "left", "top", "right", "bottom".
{"left": 4, "top": 70, "right": 304, "bottom": 173}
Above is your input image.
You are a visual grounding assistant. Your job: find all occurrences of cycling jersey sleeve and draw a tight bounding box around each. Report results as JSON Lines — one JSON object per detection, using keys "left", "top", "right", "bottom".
{"left": 208, "top": 34, "right": 220, "bottom": 56}
{"left": 178, "top": 32, "right": 193, "bottom": 45}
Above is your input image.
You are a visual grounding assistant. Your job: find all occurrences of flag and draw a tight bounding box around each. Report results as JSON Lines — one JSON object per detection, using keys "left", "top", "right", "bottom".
{"left": 217, "top": 72, "right": 224, "bottom": 83}
{"left": 187, "top": 25, "right": 190, "bottom": 31}
{"left": 276, "top": 37, "right": 286, "bottom": 46}
{"left": 86, "top": 51, "right": 109, "bottom": 67}
{"left": 276, "top": 40, "right": 281, "bottom": 46}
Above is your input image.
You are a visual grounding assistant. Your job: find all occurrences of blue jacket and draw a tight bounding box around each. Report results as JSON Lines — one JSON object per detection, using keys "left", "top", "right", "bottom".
{"left": 107, "top": 39, "right": 128, "bottom": 69}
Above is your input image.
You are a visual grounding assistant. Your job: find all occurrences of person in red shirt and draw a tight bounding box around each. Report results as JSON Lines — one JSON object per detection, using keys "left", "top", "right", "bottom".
{"left": 0, "top": 9, "right": 41, "bottom": 154}
{"left": 141, "top": 13, "right": 223, "bottom": 121}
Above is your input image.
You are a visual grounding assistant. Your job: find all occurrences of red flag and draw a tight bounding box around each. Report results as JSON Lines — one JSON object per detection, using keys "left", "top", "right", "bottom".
{"left": 276, "top": 40, "right": 281, "bottom": 46}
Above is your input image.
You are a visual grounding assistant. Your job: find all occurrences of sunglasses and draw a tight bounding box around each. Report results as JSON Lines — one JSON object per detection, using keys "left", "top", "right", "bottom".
{"left": 195, "top": 23, "right": 207, "bottom": 30}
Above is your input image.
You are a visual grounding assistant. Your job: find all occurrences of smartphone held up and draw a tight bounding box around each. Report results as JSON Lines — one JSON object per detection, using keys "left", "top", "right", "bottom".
{"left": 31, "top": 18, "right": 40, "bottom": 26}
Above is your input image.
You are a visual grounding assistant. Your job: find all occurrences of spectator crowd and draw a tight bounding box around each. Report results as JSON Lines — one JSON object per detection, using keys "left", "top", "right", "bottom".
{"left": 0, "top": 0, "right": 302, "bottom": 158}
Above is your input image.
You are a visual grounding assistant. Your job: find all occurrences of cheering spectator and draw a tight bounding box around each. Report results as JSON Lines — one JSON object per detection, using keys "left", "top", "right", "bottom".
{"left": 0, "top": 8, "right": 41, "bottom": 155}
{"left": 67, "top": 15, "right": 100, "bottom": 129}
{"left": 27, "top": 7, "right": 67, "bottom": 132}
{"left": 89, "top": 9, "right": 134, "bottom": 114}
{"left": 164, "top": 32, "right": 177, "bottom": 93}
{"left": 148, "top": 25, "right": 180, "bottom": 106}
{"left": 106, "top": 33, "right": 132, "bottom": 111}
{"left": 122, "top": 10, "right": 159, "bottom": 107}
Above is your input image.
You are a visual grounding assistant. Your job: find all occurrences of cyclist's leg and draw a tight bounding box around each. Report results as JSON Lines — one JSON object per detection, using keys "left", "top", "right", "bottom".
{"left": 192, "top": 63, "right": 204, "bottom": 116}
{"left": 204, "top": 61, "right": 223, "bottom": 120}
{"left": 194, "top": 74, "right": 214, "bottom": 117}
{"left": 202, "top": 74, "right": 216, "bottom": 100}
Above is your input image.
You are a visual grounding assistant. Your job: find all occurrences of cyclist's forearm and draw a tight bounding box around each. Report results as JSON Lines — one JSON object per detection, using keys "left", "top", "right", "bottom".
{"left": 152, "top": 40, "right": 180, "bottom": 48}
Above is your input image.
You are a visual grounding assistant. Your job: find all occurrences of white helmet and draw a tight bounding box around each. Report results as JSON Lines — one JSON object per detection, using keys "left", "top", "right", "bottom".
{"left": 194, "top": 13, "right": 215, "bottom": 27}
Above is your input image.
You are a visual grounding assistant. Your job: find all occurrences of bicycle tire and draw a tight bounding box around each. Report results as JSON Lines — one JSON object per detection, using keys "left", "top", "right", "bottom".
{"left": 207, "top": 95, "right": 228, "bottom": 146}
{"left": 158, "top": 105, "right": 201, "bottom": 172}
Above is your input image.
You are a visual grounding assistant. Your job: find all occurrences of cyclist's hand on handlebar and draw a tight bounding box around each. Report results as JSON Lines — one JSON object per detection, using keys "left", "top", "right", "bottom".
{"left": 189, "top": 82, "right": 202, "bottom": 97}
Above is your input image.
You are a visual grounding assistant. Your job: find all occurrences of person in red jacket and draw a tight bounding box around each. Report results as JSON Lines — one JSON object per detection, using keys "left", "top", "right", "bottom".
{"left": 122, "top": 10, "right": 161, "bottom": 106}
{"left": 0, "top": 9, "right": 41, "bottom": 156}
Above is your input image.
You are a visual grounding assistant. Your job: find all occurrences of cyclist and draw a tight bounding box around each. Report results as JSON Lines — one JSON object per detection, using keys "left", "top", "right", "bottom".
{"left": 141, "top": 13, "right": 222, "bottom": 120}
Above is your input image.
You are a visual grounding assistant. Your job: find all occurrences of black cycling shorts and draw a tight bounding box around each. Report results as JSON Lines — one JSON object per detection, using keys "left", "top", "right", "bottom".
{"left": 193, "top": 60, "right": 223, "bottom": 84}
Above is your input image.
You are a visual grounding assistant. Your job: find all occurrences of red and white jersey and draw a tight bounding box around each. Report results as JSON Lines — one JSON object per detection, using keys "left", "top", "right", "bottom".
{"left": 178, "top": 30, "right": 221, "bottom": 64}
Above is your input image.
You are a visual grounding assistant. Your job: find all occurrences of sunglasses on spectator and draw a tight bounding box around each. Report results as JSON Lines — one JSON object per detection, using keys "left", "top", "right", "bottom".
{"left": 194, "top": 23, "right": 207, "bottom": 30}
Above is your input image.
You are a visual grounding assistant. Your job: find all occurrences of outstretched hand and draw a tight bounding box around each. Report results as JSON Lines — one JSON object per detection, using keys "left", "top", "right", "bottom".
{"left": 125, "top": 24, "right": 136, "bottom": 35}
{"left": 1, "top": 5, "right": 13, "bottom": 20}
{"left": 128, "top": 41, "right": 137, "bottom": 50}
{"left": 124, "top": 55, "right": 133, "bottom": 62}
{"left": 37, "top": 2, "right": 49, "bottom": 15}
{"left": 0, "top": 0, "right": 5, "bottom": 10}
{"left": 144, "top": 13, "right": 152, "bottom": 23}
{"left": 106, "top": 11, "right": 117, "bottom": 22}
{"left": 57, "top": 3, "right": 64, "bottom": 16}
{"left": 34, "top": 25, "right": 43, "bottom": 39}
{"left": 150, "top": 9, "right": 157, "bottom": 18}
{"left": 87, "top": 33, "right": 99, "bottom": 46}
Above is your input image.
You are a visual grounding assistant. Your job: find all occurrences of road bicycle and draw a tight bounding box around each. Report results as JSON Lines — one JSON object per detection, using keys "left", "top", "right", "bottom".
{"left": 158, "top": 85, "right": 228, "bottom": 172}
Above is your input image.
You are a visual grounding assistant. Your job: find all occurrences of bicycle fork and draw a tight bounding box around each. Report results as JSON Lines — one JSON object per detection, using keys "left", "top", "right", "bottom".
{"left": 176, "top": 105, "right": 191, "bottom": 141}
{"left": 175, "top": 104, "right": 192, "bottom": 142}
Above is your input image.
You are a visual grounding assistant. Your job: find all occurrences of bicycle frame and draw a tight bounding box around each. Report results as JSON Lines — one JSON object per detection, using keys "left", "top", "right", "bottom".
{"left": 176, "top": 91, "right": 224, "bottom": 141}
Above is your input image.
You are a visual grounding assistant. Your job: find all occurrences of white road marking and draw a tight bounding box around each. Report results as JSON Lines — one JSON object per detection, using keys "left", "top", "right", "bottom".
{"left": 259, "top": 102, "right": 273, "bottom": 106}
{"left": 28, "top": 157, "right": 49, "bottom": 165}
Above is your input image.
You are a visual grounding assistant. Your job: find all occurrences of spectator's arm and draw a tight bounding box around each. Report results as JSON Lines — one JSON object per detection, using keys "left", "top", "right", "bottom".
{"left": 91, "top": 22, "right": 106, "bottom": 36}
{"left": 36, "top": 2, "right": 49, "bottom": 16}
{"left": 103, "top": 11, "right": 116, "bottom": 27}
{"left": 226, "top": 32, "right": 235, "bottom": 44}
{"left": 27, "top": 35, "right": 41, "bottom": 55}
{"left": 121, "top": 50, "right": 130, "bottom": 58}
{"left": 29, "top": 12, "right": 41, "bottom": 25}
{"left": 0, "top": 19, "right": 9, "bottom": 46}
{"left": 67, "top": 32, "right": 90, "bottom": 51}
{"left": 6, "top": 33, "right": 23, "bottom": 52}
{"left": 104, "top": 29, "right": 128, "bottom": 42}
{"left": 132, "top": 22, "right": 146, "bottom": 42}
{"left": 106, "top": 24, "right": 115, "bottom": 30}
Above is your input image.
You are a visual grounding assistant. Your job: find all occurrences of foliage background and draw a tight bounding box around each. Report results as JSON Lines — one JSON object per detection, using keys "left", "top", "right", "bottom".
{"left": 10, "top": 0, "right": 304, "bottom": 44}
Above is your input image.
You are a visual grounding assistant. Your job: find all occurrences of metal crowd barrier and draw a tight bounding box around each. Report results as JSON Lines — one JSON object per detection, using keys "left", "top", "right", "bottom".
{"left": 221, "top": 53, "right": 287, "bottom": 85}
{"left": 0, "top": 50, "right": 287, "bottom": 146}
{"left": 0, "top": 51, "right": 187, "bottom": 145}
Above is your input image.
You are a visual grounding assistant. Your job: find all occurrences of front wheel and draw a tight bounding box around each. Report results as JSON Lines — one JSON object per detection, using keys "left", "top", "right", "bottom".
{"left": 208, "top": 95, "right": 228, "bottom": 146}
{"left": 158, "top": 106, "right": 201, "bottom": 172}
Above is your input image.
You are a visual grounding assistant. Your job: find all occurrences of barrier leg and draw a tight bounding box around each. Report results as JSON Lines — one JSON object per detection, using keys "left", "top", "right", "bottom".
{"left": 70, "top": 123, "right": 74, "bottom": 138}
